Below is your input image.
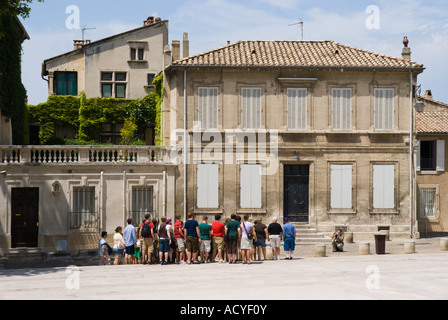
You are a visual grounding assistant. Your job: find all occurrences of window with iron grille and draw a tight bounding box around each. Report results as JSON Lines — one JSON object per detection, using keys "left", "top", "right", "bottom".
{"left": 131, "top": 187, "right": 154, "bottom": 224}
{"left": 71, "top": 187, "right": 97, "bottom": 229}
{"left": 419, "top": 188, "right": 437, "bottom": 219}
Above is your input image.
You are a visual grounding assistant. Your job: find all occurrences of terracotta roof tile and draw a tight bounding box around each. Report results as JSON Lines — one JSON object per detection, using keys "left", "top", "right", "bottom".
{"left": 170, "top": 40, "right": 424, "bottom": 71}
{"left": 417, "top": 111, "right": 448, "bottom": 133}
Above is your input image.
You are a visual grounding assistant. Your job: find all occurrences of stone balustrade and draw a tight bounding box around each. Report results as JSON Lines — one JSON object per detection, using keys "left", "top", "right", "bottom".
{"left": 0, "top": 145, "right": 177, "bottom": 165}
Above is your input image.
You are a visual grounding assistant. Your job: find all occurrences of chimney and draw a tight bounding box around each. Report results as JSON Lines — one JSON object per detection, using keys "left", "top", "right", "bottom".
{"left": 73, "top": 39, "right": 90, "bottom": 50}
{"left": 144, "top": 16, "right": 154, "bottom": 26}
{"left": 402, "top": 36, "right": 411, "bottom": 61}
{"left": 182, "top": 32, "right": 189, "bottom": 59}
{"left": 172, "top": 40, "right": 181, "bottom": 62}
{"left": 425, "top": 90, "right": 433, "bottom": 100}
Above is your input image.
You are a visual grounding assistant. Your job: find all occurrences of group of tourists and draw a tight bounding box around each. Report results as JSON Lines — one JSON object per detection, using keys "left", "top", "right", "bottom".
{"left": 98, "top": 212, "right": 300, "bottom": 266}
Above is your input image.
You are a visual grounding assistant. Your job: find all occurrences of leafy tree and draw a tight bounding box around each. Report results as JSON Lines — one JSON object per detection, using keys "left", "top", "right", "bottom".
{"left": 0, "top": 0, "right": 44, "bottom": 19}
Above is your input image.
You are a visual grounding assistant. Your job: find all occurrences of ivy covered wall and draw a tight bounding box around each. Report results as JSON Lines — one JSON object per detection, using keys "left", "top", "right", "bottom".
{"left": 0, "top": 14, "right": 27, "bottom": 145}
{"left": 28, "top": 73, "right": 163, "bottom": 145}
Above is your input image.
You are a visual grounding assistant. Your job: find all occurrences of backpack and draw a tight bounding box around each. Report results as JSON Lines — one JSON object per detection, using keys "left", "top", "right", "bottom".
{"left": 141, "top": 221, "right": 151, "bottom": 238}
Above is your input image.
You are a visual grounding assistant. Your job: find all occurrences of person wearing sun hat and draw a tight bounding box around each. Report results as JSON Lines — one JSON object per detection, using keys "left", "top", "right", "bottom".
{"left": 282, "top": 217, "right": 296, "bottom": 260}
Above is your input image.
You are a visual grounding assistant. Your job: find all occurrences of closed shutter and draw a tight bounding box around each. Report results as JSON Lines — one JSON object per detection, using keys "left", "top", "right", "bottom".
{"left": 287, "top": 88, "right": 307, "bottom": 130}
{"left": 374, "top": 88, "right": 394, "bottom": 131}
{"left": 437, "top": 140, "right": 445, "bottom": 172}
{"left": 197, "top": 164, "right": 219, "bottom": 208}
{"left": 241, "top": 88, "right": 262, "bottom": 129}
{"left": 373, "top": 165, "right": 395, "bottom": 209}
{"left": 330, "top": 164, "right": 352, "bottom": 209}
{"left": 240, "top": 164, "right": 262, "bottom": 208}
{"left": 331, "top": 88, "right": 352, "bottom": 130}
{"left": 198, "top": 87, "right": 219, "bottom": 129}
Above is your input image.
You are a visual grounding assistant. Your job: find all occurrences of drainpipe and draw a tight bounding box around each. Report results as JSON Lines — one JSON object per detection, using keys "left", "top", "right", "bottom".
{"left": 409, "top": 71, "right": 414, "bottom": 239}
{"left": 183, "top": 70, "right": 187, "bottom": 221}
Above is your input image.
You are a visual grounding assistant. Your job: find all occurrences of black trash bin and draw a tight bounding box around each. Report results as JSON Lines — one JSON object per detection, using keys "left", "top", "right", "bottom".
{"left": 374, "top": 232, "right": 387, "bottom": 254}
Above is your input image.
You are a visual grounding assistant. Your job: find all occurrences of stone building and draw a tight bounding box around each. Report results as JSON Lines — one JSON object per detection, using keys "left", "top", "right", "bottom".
{"left": 163, "top": 39, "right": 425, "bottom": 240}
{"left": 42, "top": 16, "right": 170, "bottom": 100}
{"left": 415, "top": 91, "right": 448, "bottom": 236}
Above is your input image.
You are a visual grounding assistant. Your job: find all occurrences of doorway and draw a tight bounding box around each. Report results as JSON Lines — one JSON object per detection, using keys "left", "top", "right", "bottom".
{"left": 11, "top": 188, "right": 39, "bottom": 248}
{"left": 284, "top": 165, "right": 309, "bottom": 223}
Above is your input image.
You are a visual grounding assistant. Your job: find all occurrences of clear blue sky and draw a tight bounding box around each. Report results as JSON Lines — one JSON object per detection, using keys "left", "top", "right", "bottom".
{"left": 21, "top": 0, "right": 448, "bottom": 105}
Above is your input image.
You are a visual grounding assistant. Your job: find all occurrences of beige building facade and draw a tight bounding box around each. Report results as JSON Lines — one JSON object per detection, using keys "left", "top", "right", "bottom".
{"left": 415, "top": 92, "right": 448, "bottom": 235}
{"left": 42, "top": 17, "right": 170, "bottom": 100}
{"left": 164, "top": 40, "right": 425, "bottom": 240}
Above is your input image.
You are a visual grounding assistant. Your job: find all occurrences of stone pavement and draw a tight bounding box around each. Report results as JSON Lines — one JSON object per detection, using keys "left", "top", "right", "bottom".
{"left": 0, "top": 237, "right": 448, "bottom": 301}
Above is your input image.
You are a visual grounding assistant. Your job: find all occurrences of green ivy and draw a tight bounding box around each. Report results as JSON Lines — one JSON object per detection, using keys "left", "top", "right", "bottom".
{"left": 27, "top": 73, "right": 164, "bottom": 145}
{"left": 0, "top": 13, "right": 27, "bottom": 144}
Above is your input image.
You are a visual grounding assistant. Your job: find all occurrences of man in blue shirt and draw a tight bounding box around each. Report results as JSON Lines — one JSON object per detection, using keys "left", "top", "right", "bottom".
{"left": 124, "top": 218, "right": 137, "bottom": 264}
{"left": 282, "top": 217, "right": 296, "bottom": 260}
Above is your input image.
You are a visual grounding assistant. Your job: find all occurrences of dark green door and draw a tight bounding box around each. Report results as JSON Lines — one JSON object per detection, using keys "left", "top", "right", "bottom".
{"left": 284, "top": 165, "right": 309, "bottom": 223}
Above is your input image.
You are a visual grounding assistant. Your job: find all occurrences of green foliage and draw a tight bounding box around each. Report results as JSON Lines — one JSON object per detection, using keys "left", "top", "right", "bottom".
{"left": 0, "top": 13, "right": 27, "bottom": 144}
{"left": 27, "top": 74, "right": 164, "bottom": 145}
{"left": 0, "top": 0, "right": 45, "bottom": 19}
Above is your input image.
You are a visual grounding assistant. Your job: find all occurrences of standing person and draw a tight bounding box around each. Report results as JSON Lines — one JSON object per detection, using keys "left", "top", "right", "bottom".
{"left": 236, "top": 215, "right": 242, "bottom": 261}
{"left": 240, "top": 214, "right": 255, "bottom": 264}
{"left": 113, "top": 226, "right": 125, "bottom": 265}
{"left": 267, "top": 217, "right": 283, "bottom": 260}
{"left": 152, "top": 218, "right": 159, "bottom": 263}
{"left": 173, "top": 215, "right": 186, "bottom": 264}
{"left": 158, "top": 216, "right": 172, "bottom": 265}
{"left": 183, "top": 212, "right": 200, "bottom": 264}
{"left": 254, "top": 217, "right": 268, "bottom": 261}
{"left": 140, "top": 214, "right": 155, "bottom": 264}
{"left": 225, "top": 214, "right": 240, "bottom": 264}
{"left": 124, "top": 218, "right": 137, "bottom": 264}
{"left": 199, "top": 216, "right": 212, "bottom": 263}
{"left": 98, "top": 231, "right": 110, "bottom": 266}
{"left": 282, "top": 217, "right": 296, "bottom": 260}
{"left": 223, "top": 217, "right": 230, "bottom": 262}
{"left": 211, "top": 214, "right": 225, "bottom": 263}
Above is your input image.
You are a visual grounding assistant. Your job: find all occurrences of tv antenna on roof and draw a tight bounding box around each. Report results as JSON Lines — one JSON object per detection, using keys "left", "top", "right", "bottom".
{"left": 82, "top": 26, "right": 96, "bottom": 42}
{"left": 289, "top": 18, "right": 304, "bottom": 41}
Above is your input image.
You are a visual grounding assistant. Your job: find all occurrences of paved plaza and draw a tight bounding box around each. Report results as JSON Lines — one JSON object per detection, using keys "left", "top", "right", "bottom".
{"left": 1, "top": 237, "right": 448, "bottom": 301}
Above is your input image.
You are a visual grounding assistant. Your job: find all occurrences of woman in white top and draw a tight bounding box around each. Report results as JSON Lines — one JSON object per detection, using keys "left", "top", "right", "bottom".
{"left": 113, "top": 226, "right": 125, "bottom": 265}
{"left": 240, "top": 214, "right": 256, "bottom": 264}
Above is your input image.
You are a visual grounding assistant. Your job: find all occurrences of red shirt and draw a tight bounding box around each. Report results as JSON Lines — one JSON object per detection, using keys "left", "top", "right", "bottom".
{"left": 141, "top": 221, "right": 154, "bottom": 239}
{"left": 174, "top": 220, "right": 183, "bottom": 239}
{"left": 212, "top": 221, "right": 225, "bottom": 237}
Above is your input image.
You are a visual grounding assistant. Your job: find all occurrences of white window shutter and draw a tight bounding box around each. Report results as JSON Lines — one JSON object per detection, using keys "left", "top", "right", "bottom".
{"left": 332, "top": 89, "right": 352, "bottom": 130}
{"left": 437, "top": 140, "right": 445, "bottom": 172}
{"left": 198, "top": 87, "right": 219, "bottom": 129}
{"left": 373, "top": 165, "right": 395, "bottom": 209}
{"left": 197, "top": 164, "right": 219, "bottom": 208}
{"left": 241, "top": 88, "right": 262, "bottom": 129}
{"left": 287, "top": 88, "right": 307, "bottom": 130}
{"left": 374, "top": 88, "right": 394, "bottom": 131}
{"left": 331, "top": 165, "right": 352, "bottom": 209}
{"left": 240, "top": 164, "right": 262, "bottom": 208}
{"left": 416, "top": 141, "right": 421, "bottom": 171}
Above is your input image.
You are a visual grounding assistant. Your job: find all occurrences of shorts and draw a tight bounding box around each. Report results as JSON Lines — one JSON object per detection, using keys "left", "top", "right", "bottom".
{"left": 255, "top": 238, "right": 266, "bottom": 247}
{"left": 240, "top": 237, "right": 252, "bottom": 250}
{"left": 142, "top": 238, "right": 154, "bottom": 255}
{"left": 159, "top": 238, "right": 170, "bottom": 253}
{"left": 186, "top": 236, "right": 199, "bottom": 253}
{"left": 284, "top": 238, "right": 295, "bottom": 251}
{"left": 176, "top": 238, "right": 186, "bottom": 252}
{"left": 269, "top": 235, "right": 281, "bottom": 247}
{"left": 113, "top": 248, "right": 124, "bottom": 255}
{"left": 125, "top": 245, "right": 135, "bottom": 255}
{"left": 213, "top": 236, "right": 224, "bottom": 251}
{"left": 200, "top": 239, "right": 211, "bottom": 253}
